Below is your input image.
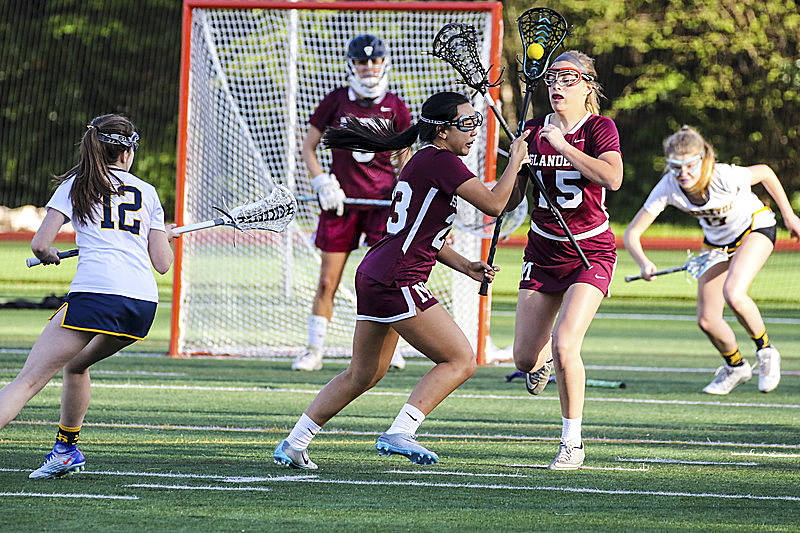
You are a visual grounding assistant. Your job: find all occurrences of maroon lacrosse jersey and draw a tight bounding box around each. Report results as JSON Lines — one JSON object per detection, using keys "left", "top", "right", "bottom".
{"left": 357, "top": 146, "right": 475, "bottom": 285}
{"left": 310, "top": 87, "right": 412, "bottom": 203}
{"left": 523, "top": 113, "right": 620, "bottom": 239}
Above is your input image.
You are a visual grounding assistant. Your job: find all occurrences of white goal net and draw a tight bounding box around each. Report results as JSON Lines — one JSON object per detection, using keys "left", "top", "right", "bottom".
{"left": 172, "top": 1, "right": 502, "bottom": 358}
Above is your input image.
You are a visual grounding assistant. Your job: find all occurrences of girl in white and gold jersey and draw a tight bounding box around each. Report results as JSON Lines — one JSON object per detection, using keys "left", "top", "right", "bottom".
{"left": 0, "top": 114, "right": 177, "bottom": 479}
{"left": 625, "top": 126, "right": 800, "bottom": 395}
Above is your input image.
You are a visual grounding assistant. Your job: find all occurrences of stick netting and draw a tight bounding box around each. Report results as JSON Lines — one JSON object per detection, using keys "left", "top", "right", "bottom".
{"left": 177, "top": 5, "right": 498, "bottom": 357}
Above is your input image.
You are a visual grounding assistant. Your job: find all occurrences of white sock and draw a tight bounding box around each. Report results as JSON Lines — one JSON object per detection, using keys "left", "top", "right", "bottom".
{"left": 307, "top": 315, "right": 328, "bottom": 351}
{"left": 386, "top": 403, "right": 426, "bottom": 435}
{"left": 561, "top": 416, "right": 582, "bottom": 446}
{"left": 286, "top": 413, "right": 321, "bottom": 450}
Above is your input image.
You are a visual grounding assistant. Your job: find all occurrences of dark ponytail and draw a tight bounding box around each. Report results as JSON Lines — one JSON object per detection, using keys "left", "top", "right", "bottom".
{"left": 323, "top": 91, "right": 470, "bottom": 153}
{"left": 55, "top": 114, "right": 136, "bottom": 225}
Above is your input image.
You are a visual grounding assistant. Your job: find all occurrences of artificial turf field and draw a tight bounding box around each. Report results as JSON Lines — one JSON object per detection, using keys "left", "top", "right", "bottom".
{"left": 1, "top": 239, "right": 799, "bottom": 531}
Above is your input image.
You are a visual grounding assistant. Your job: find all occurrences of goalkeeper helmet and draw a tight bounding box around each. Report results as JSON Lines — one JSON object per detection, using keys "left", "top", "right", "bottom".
{"left": 346, "top": 34, "right": 390, "bottom": 100}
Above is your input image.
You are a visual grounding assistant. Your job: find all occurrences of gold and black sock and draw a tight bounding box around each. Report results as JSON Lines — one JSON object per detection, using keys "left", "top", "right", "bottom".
{"left": 56, "top": 424, "right": 81, "bottom": 449}
{"left": 751, "top": 329, "right": 770, "bottom": 351}
{"left": 720, "top": 347, "right": 744, "bottom": 367}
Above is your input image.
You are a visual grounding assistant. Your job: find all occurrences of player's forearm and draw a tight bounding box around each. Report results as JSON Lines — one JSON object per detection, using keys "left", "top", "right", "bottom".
{"left": 302, "top": 149, "right": 325, "bottom": 178}
{"left": 760, "top": 170, "right": 795, "bottom": 219}
{"left": 436, "top": 245, "right": 470, "bottom": 274}
{"left": 560, "top": 144, "right": 622, "bottom": 190}
{"left": 623, "top": 226, "right": 650, "bottom": 268}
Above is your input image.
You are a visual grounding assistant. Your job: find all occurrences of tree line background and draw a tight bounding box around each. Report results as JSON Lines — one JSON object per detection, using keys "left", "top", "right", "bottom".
{"left": 1, "top": 0, "right": 798, "bottom": 225}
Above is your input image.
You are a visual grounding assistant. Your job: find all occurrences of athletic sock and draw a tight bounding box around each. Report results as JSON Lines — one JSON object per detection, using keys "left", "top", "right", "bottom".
{"left": 54, "top": 423, "right": 80, "bottom": 453}
{"left": 721, "top": 347, "right": 744, "bottom": 367}
{"left": 751, "top": 329, "right": 771, "bottom": 351}
{"left": 561, "top": 416, "right": 582, "bottom": 447}
{"left": 385, "top": 403, "right": 425, "bottom": 435}
{"left": 307, "top": 315, "right": 328, "bottom": 352}
{"left": 286, "top": 413, "right": 321, "bottom": 451}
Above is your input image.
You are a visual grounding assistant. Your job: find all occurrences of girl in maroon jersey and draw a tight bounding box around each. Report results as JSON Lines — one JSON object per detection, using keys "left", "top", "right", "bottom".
{"left": 275, "top": 91, "right": 531, "bottom": 469}
{"left": 510, "top": 51, "right": 623, "bottom": 470}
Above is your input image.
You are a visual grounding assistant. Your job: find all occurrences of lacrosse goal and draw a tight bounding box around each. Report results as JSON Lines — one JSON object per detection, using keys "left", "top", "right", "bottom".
{"left": 171, "top": 1, "right": 503, "bottom": 361}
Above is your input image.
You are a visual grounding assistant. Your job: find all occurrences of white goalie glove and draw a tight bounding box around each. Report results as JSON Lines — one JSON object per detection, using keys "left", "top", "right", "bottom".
{"left": 311, "top": 173, "right": 346, "bottom": 216}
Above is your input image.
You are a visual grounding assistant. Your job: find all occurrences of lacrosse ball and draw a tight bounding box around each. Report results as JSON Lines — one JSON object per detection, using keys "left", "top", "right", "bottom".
{"left": 526, "top": 43, "right": 544, "bottom": 60}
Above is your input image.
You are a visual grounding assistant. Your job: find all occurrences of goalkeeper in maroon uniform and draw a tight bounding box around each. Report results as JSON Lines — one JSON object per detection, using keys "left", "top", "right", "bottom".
{"left": 293, "top": 34, "right": 412, "bottom": 372}
{"left": 509, "top": 51, "right": 623, "bottom": 470}
{"left": 274, "top": 91, "right": 531, "bottom": 469}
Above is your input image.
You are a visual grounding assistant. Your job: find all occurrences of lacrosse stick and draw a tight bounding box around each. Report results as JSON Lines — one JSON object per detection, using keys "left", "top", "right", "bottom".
{"left": 625, "top": 248, "right": 731, "bottom": 282}
{"left": 26, "top": 248, "right": 79, "bottom": 268}
{"left": 432, "top": 20, "right": 586, "bottom": 297}
{"left": 26, "top": 186, "right": 297, "bottom": 267}
{"left": 297, "top": 196, "right": 389, "bottom": 206}
{"left": 298, "top": 194, "right": 526, "bottom": 240}
{"left": 173, "top": 185, "right": 296, "bottom": 235}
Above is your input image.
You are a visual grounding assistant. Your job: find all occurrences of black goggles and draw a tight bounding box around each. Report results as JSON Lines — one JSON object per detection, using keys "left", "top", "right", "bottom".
{"left": 97, "top": 131, "right": 140, "bottom": 152}
{"left": 420, "top": 111, "right": 484, "bottom": 132}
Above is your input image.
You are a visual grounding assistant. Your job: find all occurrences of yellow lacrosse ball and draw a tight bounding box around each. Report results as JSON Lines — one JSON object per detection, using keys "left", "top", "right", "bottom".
{"left": 526, "top": 43, "right": 544, "bottom": 60}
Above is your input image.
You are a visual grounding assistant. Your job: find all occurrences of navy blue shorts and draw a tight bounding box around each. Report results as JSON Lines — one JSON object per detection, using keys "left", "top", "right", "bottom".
{"left": 52, "top": 292, "right": 157, "bottom": 340}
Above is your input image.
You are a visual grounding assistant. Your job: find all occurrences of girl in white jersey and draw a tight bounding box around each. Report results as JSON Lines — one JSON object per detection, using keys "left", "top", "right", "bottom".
{"left": 625, "top": 125, "right": 800, "bottom": 395}
{"left": 0, "top": 114, "right": 177, "bottom": 479}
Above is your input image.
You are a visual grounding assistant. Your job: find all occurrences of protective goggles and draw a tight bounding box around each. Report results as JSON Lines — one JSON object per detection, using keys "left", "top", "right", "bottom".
{"left": 543, "top": 67, "right": 594, "bottom": 87}
{"left": 97, "top": 131, "right": 140, "bottom": 152}
{"left": 420, "top": 111, "right": 484, "bottom": 132}
{"left": 666, "top": 153, "right": 703, "bottom": 175}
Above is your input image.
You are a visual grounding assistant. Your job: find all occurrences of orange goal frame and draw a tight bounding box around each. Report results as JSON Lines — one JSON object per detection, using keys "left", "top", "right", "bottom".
{"left": 171, "top": 0, "right": 503, "bottom": 364}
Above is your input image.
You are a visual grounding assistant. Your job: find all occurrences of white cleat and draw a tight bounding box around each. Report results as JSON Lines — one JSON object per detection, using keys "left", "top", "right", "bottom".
{"left": 548, "top": 442, "right": 584, "bottom": 470}
{"left": 525, "top": 358, "right": 553, "bottom": 395}
{"left": 292, "top": 349, "right": 323, "bottom": 371}
{"left": 389, "top": 352, "right": 406, "bottom": 371}
{"left": 273, "top": 440, "right": 318, "bottom": 470}
{"left": 702, "top": 361, "right": 752, "bottom": 395}
{"left": 756, "top": 346, "right": 781, "bottom": 393}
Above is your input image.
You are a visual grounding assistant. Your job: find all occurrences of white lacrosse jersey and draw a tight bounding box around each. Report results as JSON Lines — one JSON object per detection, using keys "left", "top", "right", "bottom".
{"left": 642, "top": 163, "right": 775, "bottom": 246}
{"left": 47, "top": 169, "right": 166, "bottom": 302}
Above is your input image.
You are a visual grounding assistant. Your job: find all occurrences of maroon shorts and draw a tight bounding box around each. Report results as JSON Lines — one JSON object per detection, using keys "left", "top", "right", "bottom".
{"left": 355, "top": 271, "right": 439, "bottom": 323}
{"left": 519, "top": 229, "right": 617, "bottom": 295}
{"left": 314, "top": 207, "right": 389, "bottom": 253}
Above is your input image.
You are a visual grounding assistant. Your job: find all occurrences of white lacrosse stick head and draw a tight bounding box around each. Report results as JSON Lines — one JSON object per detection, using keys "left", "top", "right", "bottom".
{"left": 229, "top": 185, "right": 297, "bottom": 233}
{"left": 686, "top": 248, "right": 730, "bottom": 278}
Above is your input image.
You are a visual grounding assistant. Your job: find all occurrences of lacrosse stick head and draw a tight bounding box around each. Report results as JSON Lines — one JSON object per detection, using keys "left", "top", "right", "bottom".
{"left": 229, "top": 185, "right": 297, "bottom": 233}
{"left": 518, "top": 7, "right": 569, "bottom": 81}
{"left": 432, "top": 23, "right": 489, "bottom": 93}
{"left": 686, "top": 248, "right": 730, "bottom": 278}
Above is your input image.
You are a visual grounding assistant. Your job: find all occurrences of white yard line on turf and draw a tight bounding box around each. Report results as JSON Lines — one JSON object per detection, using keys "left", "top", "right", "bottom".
{"left": 385, "top": 470, "right": 527, "bottom": 478}
{"left": 6, "top": 381, "right": 798, "bottom": 410}
{"left": 0, "top": 368, "right": 186, "bottom": 376}
{"left": 505, "top": 464, "right": 648, "bottom": 472}
{"left": 126, "top": 484, "right": 271, "bottom": 492}
{"left": 0, "top": 491, "right": 137, "bottom": 500}
{"left": 11, "top": 420, "right": 798, "bottom": 449}
{"left": 268, "top": 477, "right": 800, "bottom": 501}
{"left": 0, "top": 468, "right": 318, "bottom": 483}
{"left": 731, "top": 452, "right": 800, "bottom": 458}
{"left": 615, "top": 457, "right": 757, "bottom": 466}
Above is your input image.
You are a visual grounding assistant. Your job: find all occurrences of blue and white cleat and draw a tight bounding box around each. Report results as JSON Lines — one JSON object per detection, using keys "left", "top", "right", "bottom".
{"left": 273, "top": 439, "right": 318, "bottom": 470}
{"left": 375, "top": 432, "right": 438, "bottom": 465}
{"left": 29, "top": 448, "right": 86, "bottom": 479}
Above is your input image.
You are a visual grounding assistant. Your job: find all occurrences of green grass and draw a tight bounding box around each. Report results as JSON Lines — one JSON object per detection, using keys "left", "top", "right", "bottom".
{"left": 1, "top": 238, "right": 799, "bottom": 531}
